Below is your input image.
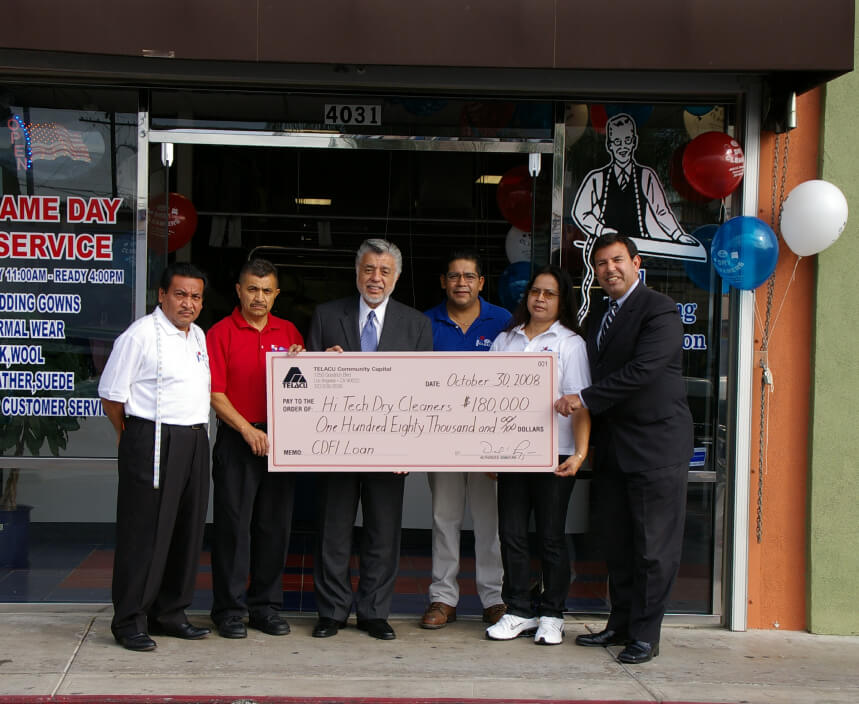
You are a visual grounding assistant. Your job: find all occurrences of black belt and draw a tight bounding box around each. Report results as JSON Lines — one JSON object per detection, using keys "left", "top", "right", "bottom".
{"left": 126, "top": 415, "right": 207, "bottom": 431}
{"left": 217, "top": 419, "right": 266, "bottom": 431}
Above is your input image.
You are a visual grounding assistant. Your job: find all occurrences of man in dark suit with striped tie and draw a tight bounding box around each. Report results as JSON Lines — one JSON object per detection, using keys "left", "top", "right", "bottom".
{"left": 555, "top": 233, "right": 693, "bottom": 664}
{"left": 307, "top": 238, "right": 433, "bottom": 641}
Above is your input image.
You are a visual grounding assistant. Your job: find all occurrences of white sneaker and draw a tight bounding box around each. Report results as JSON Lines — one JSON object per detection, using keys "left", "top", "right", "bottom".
{"left": 486, "top": 613, "right": 539, "bottom": 641}
{"left": 534, "top": 616, "right": 565, "bottom": 645}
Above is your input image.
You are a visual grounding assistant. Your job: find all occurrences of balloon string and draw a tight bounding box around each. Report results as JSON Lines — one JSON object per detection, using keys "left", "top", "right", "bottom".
{"left": 754, "top": 255, "right": 800, "bottom": 343}
{"left": 767, "top": 256, "right": 801, "bottom": 337}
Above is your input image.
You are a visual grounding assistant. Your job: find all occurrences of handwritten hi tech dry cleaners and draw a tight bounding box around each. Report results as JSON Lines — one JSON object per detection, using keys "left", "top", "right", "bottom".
{"left": 320, "top": 393, "right": 452, "bottom": 415}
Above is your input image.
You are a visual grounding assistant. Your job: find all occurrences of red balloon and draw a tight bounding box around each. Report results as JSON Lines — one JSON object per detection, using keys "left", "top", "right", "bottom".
{"left": 589, "top": 104, "right": 608, "bottom": 134}
{"left": 148, "top": 193, "right": 198, "bottom": 253}
{"left": 496, "top": 165, "right": 534, "bottom": 232}
{"left": 681, "top": 131, "right": 745, "bottom": 200}
{"left": 670, "top": 144, "right": 711, "bottom": 203}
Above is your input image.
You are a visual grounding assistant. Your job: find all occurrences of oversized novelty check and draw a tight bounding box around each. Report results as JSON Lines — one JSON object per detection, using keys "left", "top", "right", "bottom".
{"left": 267, "top": 352, "right": 557, "bottom": 472}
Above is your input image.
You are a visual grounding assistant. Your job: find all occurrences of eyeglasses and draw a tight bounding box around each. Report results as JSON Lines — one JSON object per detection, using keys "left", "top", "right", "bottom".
{"left": 609, "top": 136, "right": 635, "bottom": 147}
{"left": 528, "top": 287, "right": 559, "bottom": 300}
{"left": 445, "top": 272, "right": 480, "bottom": 282}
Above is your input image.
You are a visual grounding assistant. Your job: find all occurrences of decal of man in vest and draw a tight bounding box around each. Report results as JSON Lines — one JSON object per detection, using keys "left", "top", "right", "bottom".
{"left": 571, "top": 112, "right": 707, "bottom": 320}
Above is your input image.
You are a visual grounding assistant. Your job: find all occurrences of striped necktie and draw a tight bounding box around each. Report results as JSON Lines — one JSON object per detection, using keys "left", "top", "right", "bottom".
{"left": 361, "top": 310, "right": 378, "bottom": 352}
{"left": 598, "top": 300, "right": 618, "bottom": 350}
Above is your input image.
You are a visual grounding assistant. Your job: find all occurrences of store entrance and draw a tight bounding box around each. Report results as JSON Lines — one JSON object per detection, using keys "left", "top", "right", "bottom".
{"left": 0, "top": 92, "right": 722, "bottom": 619}
{"left": 147, "top": 134, "right": 559, "bottom": 616}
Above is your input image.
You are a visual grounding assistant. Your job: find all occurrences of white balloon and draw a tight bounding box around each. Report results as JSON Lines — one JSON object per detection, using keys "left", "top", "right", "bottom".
{"left": 505, "top": 226, "right": 532, "bottom": 263}
{"left": 564, "top": 104, "right": 589, "bottom": 147}
{"left": 780, "top": 180, "right": 848, "bottom": 256}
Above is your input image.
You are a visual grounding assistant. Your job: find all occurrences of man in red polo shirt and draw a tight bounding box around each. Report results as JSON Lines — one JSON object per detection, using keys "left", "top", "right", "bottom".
{"left": 206, "top": 258, "right": 304, "bottom": 639}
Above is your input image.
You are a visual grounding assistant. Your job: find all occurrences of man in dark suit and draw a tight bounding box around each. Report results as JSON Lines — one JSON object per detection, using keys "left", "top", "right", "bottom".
{"left": 308, "top": 238, "right": 433, "bottom": 641}
{"left": 555, "top": 233, "right": 692, "bottom": 664}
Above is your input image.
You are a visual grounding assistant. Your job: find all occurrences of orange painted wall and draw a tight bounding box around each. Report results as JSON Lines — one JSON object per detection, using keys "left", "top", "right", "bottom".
{"left": 747, "top": 88, "right": 821, "bottom": 630}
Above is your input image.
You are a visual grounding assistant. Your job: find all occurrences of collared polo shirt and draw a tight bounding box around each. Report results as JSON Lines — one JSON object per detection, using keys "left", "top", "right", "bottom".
{"left": 425, "top": 297, "right": 512, "bottom": 352}
{"left": 207, "top": 307, "right": 303, "bottom": 424}
{"left": 98, "top": 306, "right": 211, "bottom": 425}
{"left": 490, "top": 320, "right": 591, "bottom": 455}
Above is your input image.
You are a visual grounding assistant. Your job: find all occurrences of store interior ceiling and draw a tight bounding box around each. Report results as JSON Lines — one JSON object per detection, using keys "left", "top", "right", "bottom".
{"left": 159, "top": 144, "right": 551, "bottom": 330}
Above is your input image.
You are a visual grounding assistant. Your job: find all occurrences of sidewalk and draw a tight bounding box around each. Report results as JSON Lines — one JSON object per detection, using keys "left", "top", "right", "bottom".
{"left": 1, "top": 605, "right": 858, "bottom": 703}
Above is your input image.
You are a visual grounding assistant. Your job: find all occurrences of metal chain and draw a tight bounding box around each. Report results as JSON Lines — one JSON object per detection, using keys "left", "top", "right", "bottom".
{"left": 756, "top": 132, "right": 790, "bottom": 543}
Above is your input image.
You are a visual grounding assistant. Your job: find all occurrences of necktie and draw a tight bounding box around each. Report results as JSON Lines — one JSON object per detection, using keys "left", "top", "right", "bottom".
{"left": 361, "top": 310, "right": 378, "bottom": 352}
{"left": 598, "top": 300, "right": 618, "bottom": 350}
{"left": 618, "top": 169, "right": 629, "bottom": 190}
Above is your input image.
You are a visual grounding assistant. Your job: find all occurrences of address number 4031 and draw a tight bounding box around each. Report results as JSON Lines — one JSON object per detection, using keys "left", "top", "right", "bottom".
{"left": 324, "top": 104, "right": 382, "bottom": 126}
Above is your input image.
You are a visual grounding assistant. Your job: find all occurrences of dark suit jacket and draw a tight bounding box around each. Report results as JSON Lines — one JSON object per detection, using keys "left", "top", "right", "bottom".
{"left": 308, "top": 296, "right": 433, "bottom": 353}
{"left": 581, "top": 283, "right": 693, "bottom": 472}
{"left": 306, "top": 295, "right": 431, "bottom": 620}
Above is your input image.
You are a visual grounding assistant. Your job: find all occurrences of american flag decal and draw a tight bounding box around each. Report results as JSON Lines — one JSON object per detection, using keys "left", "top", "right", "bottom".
{"left": 27, "top": 122, "right": 91, "bottom": 163}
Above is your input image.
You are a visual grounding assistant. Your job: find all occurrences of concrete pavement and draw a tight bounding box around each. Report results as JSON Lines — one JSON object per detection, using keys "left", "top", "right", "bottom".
{"left": 1, "top": 605, "right": 858, "bottom": 703}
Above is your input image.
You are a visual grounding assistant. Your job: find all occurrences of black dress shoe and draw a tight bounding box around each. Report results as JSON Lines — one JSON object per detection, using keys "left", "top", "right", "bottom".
{"left": 618, "top": 640, "right": 659, "bottom": 664}
{"left": 356, "top": 618, "right": 396, "bottom": 640}
{"left": 312, "top": 617, "right": 348, "bottom": 638}
{"left": 575, "top": 628, "right": 630, "bottom": 647}
{"left": 217, "top": 616, "right": 248, "bottom": 639}
{"left": 249, "top": 613, "right": 291, "bottom": 636}
{"left": 148, "top": 621, "right": 210, "bottom": 639}
{"left": 115, "top": 632, "right": 157, "bottom": 652}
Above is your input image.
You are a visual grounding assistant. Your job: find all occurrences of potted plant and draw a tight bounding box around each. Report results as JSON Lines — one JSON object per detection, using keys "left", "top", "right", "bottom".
{"left": 0, "top": 411, "right": 81, "bottom": 568}
{"left": 0, "top": 345, "right": 92, "bottom": 567}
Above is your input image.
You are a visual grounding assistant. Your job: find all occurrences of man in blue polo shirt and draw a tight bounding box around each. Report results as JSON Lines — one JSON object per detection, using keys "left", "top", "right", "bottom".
{"left": 420, "top": 250, "right": 512, "bottom": 629}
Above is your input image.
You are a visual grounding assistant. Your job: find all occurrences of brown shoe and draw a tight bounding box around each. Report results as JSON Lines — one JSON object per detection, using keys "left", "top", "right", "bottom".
{"left": 420, "top": 602, "right": 457, "bottom": 629}
{"left": 482, "top": 603, "right": 507, "bottom": 624}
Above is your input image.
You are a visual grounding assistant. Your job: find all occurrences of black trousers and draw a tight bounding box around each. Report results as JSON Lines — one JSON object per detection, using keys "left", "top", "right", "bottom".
{"left": 595, "top": 448, "right": 688, "bottom": 644}
{"left": 313, "top": 472, "right": 405, "bottom": 621}
{"left": 497, "top": 464, "right": 576, "bottom": 618}
{"left": 210, "top": 423, "right": 296, "bottom": 624}
{"left": 111, "top": 417, "right": 209, "bottom": 638}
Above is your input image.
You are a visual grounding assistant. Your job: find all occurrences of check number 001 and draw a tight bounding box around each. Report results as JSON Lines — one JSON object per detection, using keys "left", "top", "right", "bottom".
{"left": 324, "top": 104, "right": 382, "bottom": 126}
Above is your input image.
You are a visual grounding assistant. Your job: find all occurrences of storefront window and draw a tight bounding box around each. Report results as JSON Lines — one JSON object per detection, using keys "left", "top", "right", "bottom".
{"left": 0, "top": 90, "right": 138, "bottom": 460}
{"left": 562, "top": 102, "right": 734, "bottom": 613}
{"left": 1, "top": 89, "right": 730, "bottom": 614}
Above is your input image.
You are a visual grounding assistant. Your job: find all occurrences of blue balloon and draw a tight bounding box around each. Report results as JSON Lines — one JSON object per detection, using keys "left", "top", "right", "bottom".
{"left": 685, "top": 105, "right": 715, "bottom": 117}
{"left": 711, "top": 217, "right": 779, "bottom": 290}
{"left": 498, "top": 261, "right": 531, "bottom": 311}
{"left": 606, "top": 104, "right": 653, "bottom": 127}
{"left": 684, "top": 224, "right": 719, "bottom": 291}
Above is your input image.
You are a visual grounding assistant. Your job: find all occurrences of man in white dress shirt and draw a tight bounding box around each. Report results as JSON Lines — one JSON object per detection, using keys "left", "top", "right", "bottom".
{"left": 99, "top": 262, "right": 212, "bottom": 652}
